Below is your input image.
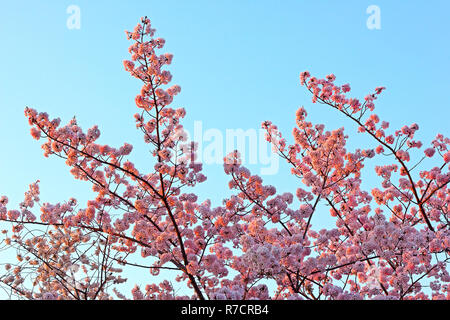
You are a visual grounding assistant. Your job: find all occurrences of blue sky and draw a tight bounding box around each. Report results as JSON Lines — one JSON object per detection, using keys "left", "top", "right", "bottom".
{"left": 0, "top": 0, "right": 449, "bottom": 295}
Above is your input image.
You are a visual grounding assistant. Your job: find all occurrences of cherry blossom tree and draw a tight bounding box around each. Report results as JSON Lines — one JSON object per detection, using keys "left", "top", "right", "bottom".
{"left": 0, "top": 17, "right": 449, "bottom": 300}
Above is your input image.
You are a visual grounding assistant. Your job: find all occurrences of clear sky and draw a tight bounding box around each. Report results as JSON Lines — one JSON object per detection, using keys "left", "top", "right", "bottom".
{"left": 0, "top": 0, "right": 449, "bottom": 295}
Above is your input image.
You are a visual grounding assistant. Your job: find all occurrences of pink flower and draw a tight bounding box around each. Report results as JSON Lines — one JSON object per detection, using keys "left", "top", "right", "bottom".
{"left": 123, "top": 60, "right": 135, "bottom": 71}
{"left": 326, "top": 74, "right": 336, "bottom": 82}
{"left": 385, "top": 135, "right": 395, "bottom": 144}
{"left": 299, "top": 71, "right": 310, "bottom": 85}
{"left": 375, "top": 145, "right": 384, "bottom": 154}
{"left": 342, "top": 83, "right": 351, "bottom": 93}
{"left": 424, "top": 148, "right": 435, "bottom": 157}
{"left": 30, "top": 127, "right": 41, "bottom": 140}
{"left": 443, "top": 151, "right": 450, "bottom": 163}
